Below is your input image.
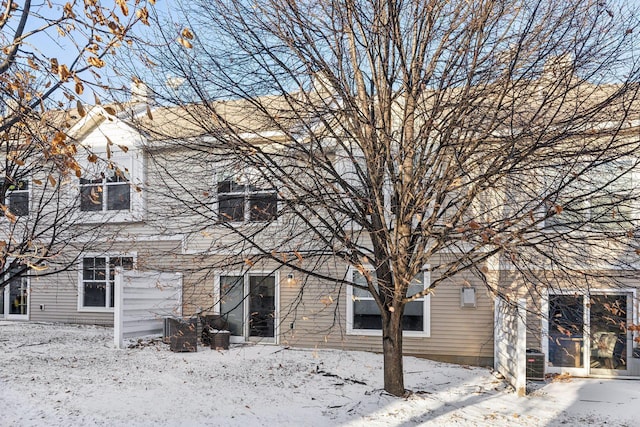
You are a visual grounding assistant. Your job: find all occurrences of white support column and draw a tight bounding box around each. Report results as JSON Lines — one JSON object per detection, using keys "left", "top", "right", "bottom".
{"left": 113, "top": 267, "right": 124, "bottom": 349}
{"left": 515, "top": 298, "right": 527, "bottom": 397}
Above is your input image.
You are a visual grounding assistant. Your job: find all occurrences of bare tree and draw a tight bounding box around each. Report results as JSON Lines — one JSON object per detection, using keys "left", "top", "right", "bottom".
{"left": 1, "top": 1, "right": 152, "bottom": 295}
{"left": 128, "top": 0, "right": 640, "bottom": 395}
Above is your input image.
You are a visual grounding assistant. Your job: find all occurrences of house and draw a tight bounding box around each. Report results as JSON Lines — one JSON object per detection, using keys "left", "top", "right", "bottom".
{"left": 2, "top": 83, "right": 639, "bottom": 382}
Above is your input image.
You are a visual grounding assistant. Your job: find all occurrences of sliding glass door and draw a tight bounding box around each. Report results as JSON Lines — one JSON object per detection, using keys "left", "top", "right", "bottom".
{"left": 547, "top": 292, "right": 633, "bottom": 376}
{"left": 2, "top": 272, "right": 29, "bottom": 319}
{"left": 219, "top": 273, "right": 278, "bottom": 343}
{"left": 548, "top": 295, "right": 585, "bottom": 370}
{"left": 589, "top": 294, "right": 630, "bottom": 373}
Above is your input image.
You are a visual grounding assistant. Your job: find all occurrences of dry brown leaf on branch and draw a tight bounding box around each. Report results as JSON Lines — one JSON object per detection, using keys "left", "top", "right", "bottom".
{"left": 75, "top": 80, "right": 84, "bottom": 95}
{"left": 182, "top": 28, "right": 194, "bottom": 39}
{"left": 52, "top": 131, "right": 66, "bottom": 145}
{"left": 76, "top": 100, "right": 86, "bottom": 117}
{"left": 177, "top": 37, "right": 193, "bottom": 49}
{"left": 87, "top": 57, "right": 105, "bottom": 68}
{"left": 136, "top": 7, "right": 150, "bottom": 25}
{"left": 63, "top": 2, "right": 75, "bottom": 18}
{"left": 58, "top": 64, "right": 71, "bottom": 81}
{"left": 50, "top": 58, "right": 59, "bottom": 73}
{"left": 319, "top": 295, "right": 334, "bottom": 305}
{"left": 115, "top": 0, "right": 129, "bottom": 16}
{"left": 2, "top": 206, "right": 17, "bottom": 223}
{"left": 27, "top": 57, "right": 39, "bottom": 70}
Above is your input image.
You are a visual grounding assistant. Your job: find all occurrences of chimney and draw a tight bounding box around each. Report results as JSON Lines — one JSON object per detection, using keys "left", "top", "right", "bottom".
{"left": 131, "top": 80, "right": 153, "bottom": 105}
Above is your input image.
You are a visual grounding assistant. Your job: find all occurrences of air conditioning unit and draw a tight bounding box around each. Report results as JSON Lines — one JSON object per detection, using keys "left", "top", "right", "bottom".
{"left": 163, "top": 317, "right": 197, "bottom": 352}
{"left": 526, "top": 350, "right": 545, "bottom": 380}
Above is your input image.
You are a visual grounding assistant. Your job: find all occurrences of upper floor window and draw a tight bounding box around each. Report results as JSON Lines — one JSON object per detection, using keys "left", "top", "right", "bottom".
{"left": 217, "top": 175, "right": 277, "bottom": 222}
{"left": 80, "top": 255, "right": 134, "bottom": 310}
{"left": 1, "top": 179, "right": 29, "bottom": 216}
{"left": 544, "top": 160, "right": 636, "bottom": 230}
{"left": 80, "top": 170, "right": 130, "bottom": 212}
{"left": 346, "top": 266, "right": 431, "bottom": 336}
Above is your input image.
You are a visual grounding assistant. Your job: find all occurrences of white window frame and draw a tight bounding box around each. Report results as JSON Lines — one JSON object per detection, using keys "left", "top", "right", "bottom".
{"left": 77, "top": 150, "right": 144, "bottom": 223}
{"left": 213, "top": 270, "right": 280, "bottom": 343}
{"left": 346, "top": 265, "right": 431, "bottom": 337}
{"left": 1, "top": 178, "right": 30, "bottom": 218}
{"left": 77, "top": 253, "right": 136, "bottom": 312}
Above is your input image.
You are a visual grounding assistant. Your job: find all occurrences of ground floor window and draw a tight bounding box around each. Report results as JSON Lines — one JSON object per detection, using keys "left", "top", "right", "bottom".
{"left": 346, "top": 266, "right": 430, "bottom": 336}
{"left": 217, "top": 273, "right": 277, "bottom": 341}
{"left": 79, "top": 256, "right": 134, "bottom": 310}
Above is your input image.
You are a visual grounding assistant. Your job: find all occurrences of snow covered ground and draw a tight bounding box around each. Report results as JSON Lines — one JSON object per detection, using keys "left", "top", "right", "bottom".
{"left": 0, "top": 321, "right": 638, "bottom": 426}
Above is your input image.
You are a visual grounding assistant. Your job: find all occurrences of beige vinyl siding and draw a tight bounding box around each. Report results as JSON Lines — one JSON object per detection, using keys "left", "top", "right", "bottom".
{"left": 180, "top": 264, "right": 217, "bottom": 317}
{"left": 28, "top": 239, "right": 183, "bottom": 325}
{"left": 279, "top": 260, "right": 495, "bottom": 365}
{"left": 526, "top": 303, "right": 544, "bottom": 351}
{"left": 30, "top": 268, "right": 112, "bottom": 325}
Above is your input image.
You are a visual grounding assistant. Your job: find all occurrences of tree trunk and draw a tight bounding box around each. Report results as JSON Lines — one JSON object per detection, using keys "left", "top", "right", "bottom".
{"left": 382, "top": 310, "right": 405, "bottom": 396}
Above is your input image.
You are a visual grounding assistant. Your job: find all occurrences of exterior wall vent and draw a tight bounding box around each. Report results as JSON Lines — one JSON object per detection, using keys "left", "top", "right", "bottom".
{"left": 460, "top": 287, "right": 477, "bottom": 308}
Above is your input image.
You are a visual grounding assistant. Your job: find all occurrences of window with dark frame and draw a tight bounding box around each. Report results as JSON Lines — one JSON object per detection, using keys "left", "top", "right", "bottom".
{"left": 80, "top": 177, "right": 103, "bottom": 211}
{"left": 217, "top": 178, "right": 277, "bottom": 222}
{"left": 80, "top": 171, "right": 130, "bottom": 212}
{"left": 106, "top": 174, "right": 131, "bottom": 211}
{"left": 219, "top": 274, "right": 276, "bottom": 339}
{"left": 5, "top": 265, "right": 29, "bottom": 315}
{"left": 1, "top": 179, "right": 29, "bottom": 216}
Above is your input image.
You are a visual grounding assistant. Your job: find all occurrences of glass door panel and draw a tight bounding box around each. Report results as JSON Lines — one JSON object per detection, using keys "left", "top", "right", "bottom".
{"left": 589, "top": 294, "right": 629, "bottom": 371}
{"left": 549, "top": 295, "right": 585, "bottom": 368}
{"left": 220, "top": 276, "right": 244, "bottom": 336}
{"left": 249, "top": 275, "right": 275, "bottom": 338}
{"left": 9, "top": 277, "right": 28, "bottom": 316}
